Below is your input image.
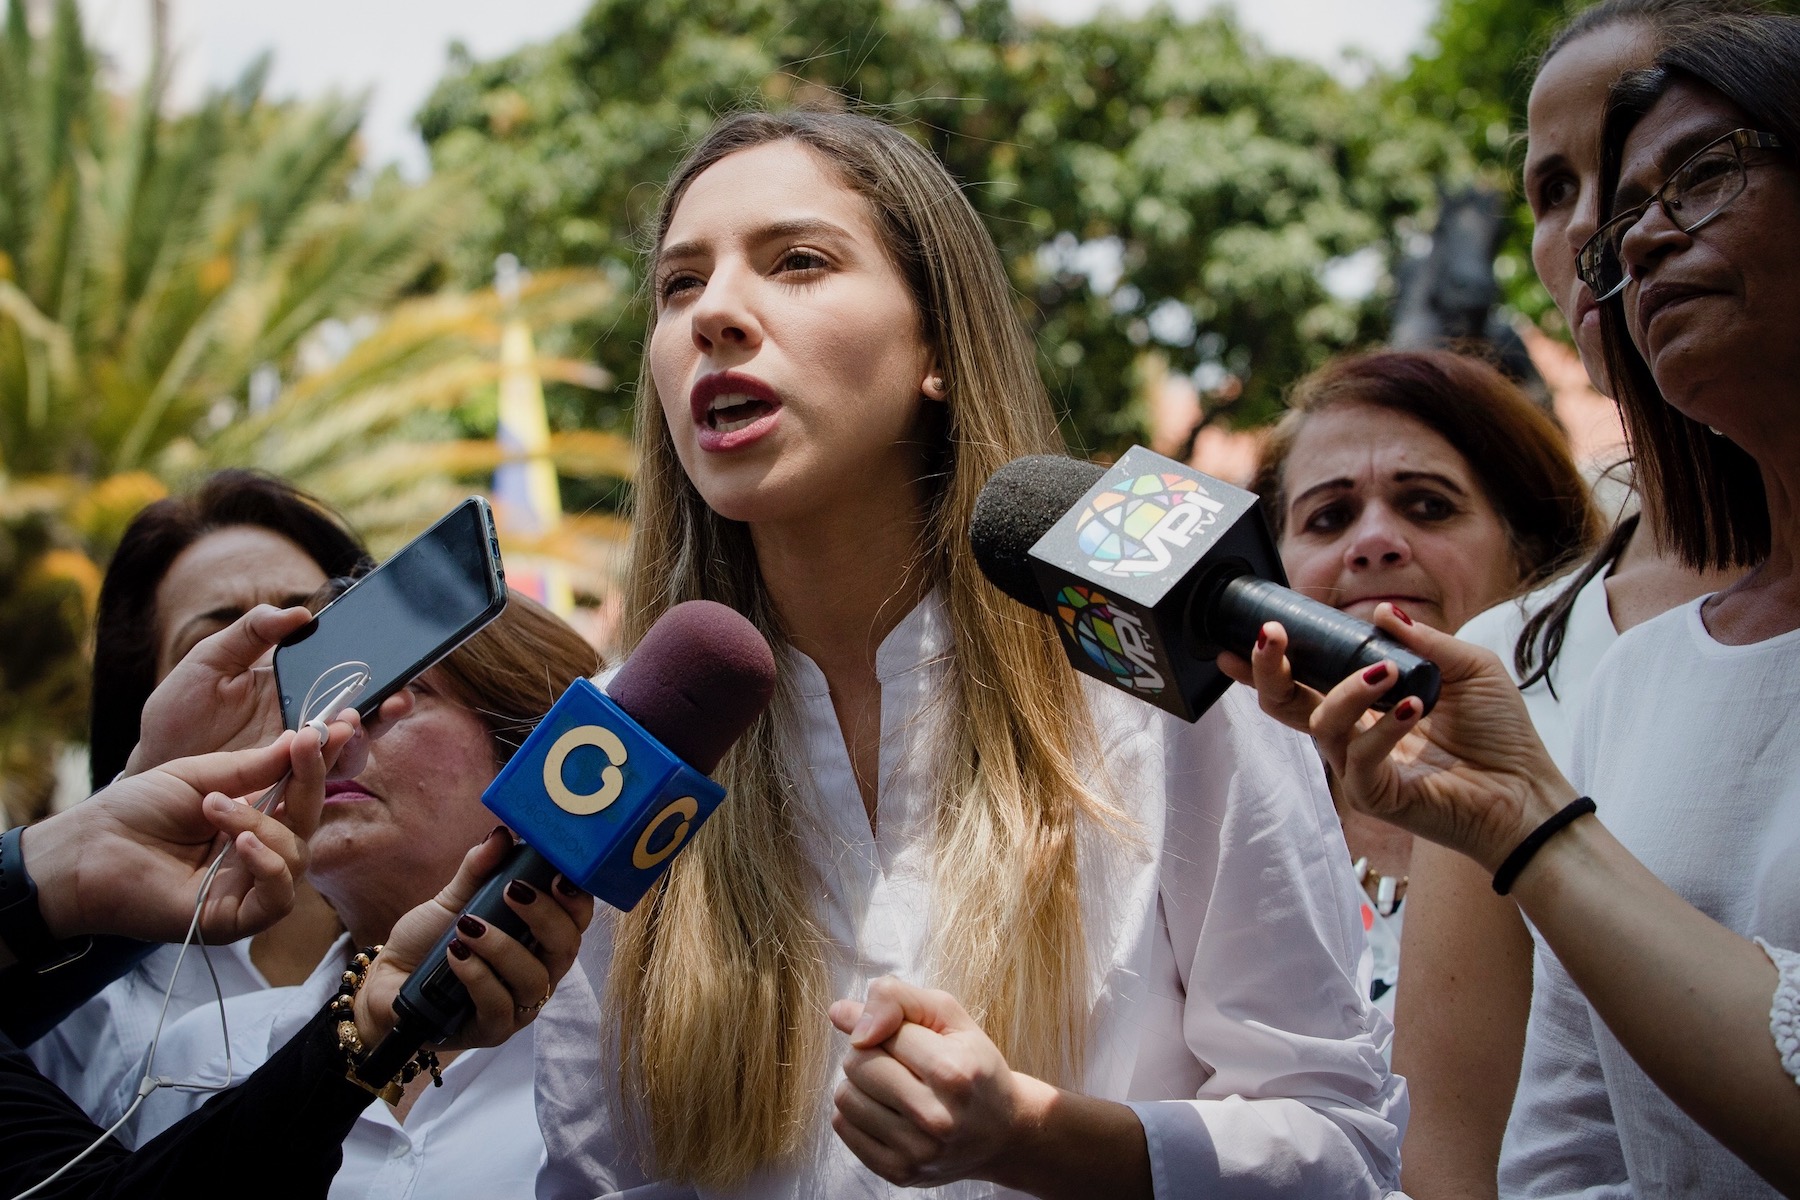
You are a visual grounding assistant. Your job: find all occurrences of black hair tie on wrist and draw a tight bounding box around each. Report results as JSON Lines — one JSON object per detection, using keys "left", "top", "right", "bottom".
{"left": 1492, "top": 797, "right": 1597, "bottom": 896}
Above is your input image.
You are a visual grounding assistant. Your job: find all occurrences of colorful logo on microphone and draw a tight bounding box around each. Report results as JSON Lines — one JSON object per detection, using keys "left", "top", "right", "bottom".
{"left": 1075, "top": 472, "right": 1226, "bottom": 578}
{"left": 1054, "top": 585, "right": 1165, "bottom": 694}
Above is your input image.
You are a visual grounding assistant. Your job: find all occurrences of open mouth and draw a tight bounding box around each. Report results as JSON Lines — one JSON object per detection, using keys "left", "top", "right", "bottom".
{"left": 706, "top": 394, "right": 778, "bottom": 433}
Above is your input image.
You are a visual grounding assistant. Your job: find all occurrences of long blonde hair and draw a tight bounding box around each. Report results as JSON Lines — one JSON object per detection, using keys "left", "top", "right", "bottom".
{"left": 609, "top": 110, "right": 1121, "bottom": 1186}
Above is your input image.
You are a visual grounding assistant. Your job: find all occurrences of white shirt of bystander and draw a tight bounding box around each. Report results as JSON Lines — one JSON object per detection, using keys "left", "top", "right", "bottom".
{"left": 1455, "top": 566, "right": 1618, "bottom": 778}
{"left": 102, "top": 934, "right": 545, "bottom": 1200}
{"left": 1501, "top": 598, "right": 1800, "bottom": 1197}
{"left": 27, "top": 938, "right": 268, "bottom": 1120}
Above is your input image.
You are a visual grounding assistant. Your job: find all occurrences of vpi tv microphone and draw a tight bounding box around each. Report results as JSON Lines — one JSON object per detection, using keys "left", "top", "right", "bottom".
{"left": 969, "top": 446, "right": 1439, "bottom": 723}
{"left": 357, "top": 600, "right": 776, "bottom": 1086}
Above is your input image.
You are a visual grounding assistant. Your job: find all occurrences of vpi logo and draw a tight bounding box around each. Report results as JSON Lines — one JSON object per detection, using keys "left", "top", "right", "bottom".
{"left": 1055, "top": 585, "right": 1165, "bottom": 694}
{"left": 1075, "top": 472, "right": 1226, "bottom": 578}
{"left": 543, "top": 725, "right": 628, "bottom": 815}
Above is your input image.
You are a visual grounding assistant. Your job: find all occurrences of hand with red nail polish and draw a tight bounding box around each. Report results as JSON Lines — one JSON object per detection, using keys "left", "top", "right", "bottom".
{"left": 1218, "top": 620, "right": 1324, "bottom": 733}
{"left": 1253, "top": 603, "right": 1578, "bottom": 873}
{"left": 354, "top": 826, "right": 595, "bottom": 1051}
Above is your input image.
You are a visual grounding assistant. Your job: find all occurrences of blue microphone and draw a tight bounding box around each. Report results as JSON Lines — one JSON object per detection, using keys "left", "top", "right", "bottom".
{"left": 358, "top": 601, "right": 776, "bottom": 1083}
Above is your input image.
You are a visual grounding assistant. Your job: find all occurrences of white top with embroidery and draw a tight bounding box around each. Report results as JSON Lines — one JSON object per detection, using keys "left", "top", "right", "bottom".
{"left": 534, "top": 591, "right": 1407, "bottom": 1200}
{"left": 1762, "top": 939, "right": 1800, "bottom": 1088}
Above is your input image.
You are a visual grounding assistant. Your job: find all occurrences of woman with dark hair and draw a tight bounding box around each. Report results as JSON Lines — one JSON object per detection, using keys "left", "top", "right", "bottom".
{"left": 1388, "top": 4, "right": 1751, "bottom": 1193}
{"left": 88, "top": 469, "right": 369, "bottom": 790}
{"left": 31, "top": 471, "right": 368, "bottom": 1117}
{"left": 111, "top": 594, "right": 601, "bottom": 1199}
{"left": 1233, "top": 11, "right": 1800, "bottom": 1194}
{"left": 1250, "top": 347, "right": 1596, "bottom": 987}
{"left": 0, "top": 601, "right": 588, "bottom": 1200}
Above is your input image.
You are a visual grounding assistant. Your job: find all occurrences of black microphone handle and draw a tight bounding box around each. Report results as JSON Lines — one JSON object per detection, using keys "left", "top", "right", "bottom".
{"left": 1204, "top": 574, "right": 1441, "bottom": 714}
{"left": 357, "top": 842, "right": 560, "bottom": 1089}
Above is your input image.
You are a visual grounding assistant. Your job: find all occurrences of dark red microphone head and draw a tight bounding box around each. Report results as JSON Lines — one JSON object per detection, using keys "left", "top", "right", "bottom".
{"left": 606, "top": 600, "right": 777, "bottom": 774}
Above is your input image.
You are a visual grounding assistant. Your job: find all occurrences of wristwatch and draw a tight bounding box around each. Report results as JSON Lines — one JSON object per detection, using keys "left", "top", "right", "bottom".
{"left": 0, "top": 826, "right": 92, "bottom": 972}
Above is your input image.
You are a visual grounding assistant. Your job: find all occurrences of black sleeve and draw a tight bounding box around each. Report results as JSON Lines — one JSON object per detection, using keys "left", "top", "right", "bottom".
{"left": 1, "top": 936, "right": 157, "bottom": 1046}
{"left": 0, "top": 1003, "right": 373, "bottom": 1200}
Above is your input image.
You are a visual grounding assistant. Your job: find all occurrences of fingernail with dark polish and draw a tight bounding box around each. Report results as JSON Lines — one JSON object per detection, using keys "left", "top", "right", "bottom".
{"left": 457, "top": 915, "right": 486, "bottom": 938}
{"left": 1397, "top": 698, "right": 1421, "bottom": 720}
{"left": 506, "top": 880, "right": 537, "bottom": 905}
{"left": 1256, "top": 627, "right": 1269, "bottom": 651}
{"left": 1391, "top": 605, "right": 1414, "bottom": 626}
{"left": 554, "top": 876, "right": 582, "bottom": 899}
{"left": 1363, "top": 662, "right": 1389, "bottom": 684}
{"left": 488, "top": 825, "right": 512, "bottom": 845}
{"left": 448, "top": 938, "right": 471, "bottom": 961}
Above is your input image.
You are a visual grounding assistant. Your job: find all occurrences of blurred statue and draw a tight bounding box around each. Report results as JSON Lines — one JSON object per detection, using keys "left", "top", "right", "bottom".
{"left": 1391, "top": 186, "right": 1551, "bottom": 409}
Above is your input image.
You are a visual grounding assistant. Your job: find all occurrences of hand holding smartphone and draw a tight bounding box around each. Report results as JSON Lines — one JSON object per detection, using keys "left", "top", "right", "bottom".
{"left": 274, "top": 498, "right": 508, "bottom": 730}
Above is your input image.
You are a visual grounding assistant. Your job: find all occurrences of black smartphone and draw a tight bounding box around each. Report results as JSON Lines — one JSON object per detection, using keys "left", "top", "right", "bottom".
{"left": 274, "top": 497, "right": 508, "bottom": 730}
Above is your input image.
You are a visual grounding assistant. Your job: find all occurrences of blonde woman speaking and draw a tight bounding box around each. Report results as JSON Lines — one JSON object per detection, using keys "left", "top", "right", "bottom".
{"left": 533, "top": 109, "right": 1405, "bottom": 1200}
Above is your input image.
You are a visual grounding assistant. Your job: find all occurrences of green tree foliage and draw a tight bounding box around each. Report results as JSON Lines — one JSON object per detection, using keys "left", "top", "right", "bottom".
{"left": 1399, "top": 0, "right": 1799, "bottom": 330}
{"left": 0, "top": 0, "right": 472, "bottom": 485}
{"left": 0, "top": 0, "right": 623, "bottom": 819}
{"left": 419, "top": 0, "right": 1472, "bottom": 448}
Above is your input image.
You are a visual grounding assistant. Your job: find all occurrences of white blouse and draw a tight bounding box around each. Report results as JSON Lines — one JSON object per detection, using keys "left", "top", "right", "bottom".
{"left": 105, "top": 934, "right": 546, "bottom": 1200}
{"left": 27, "top": 938, "right": 269, "bottom": 1120}
{"left": 1502, "top": 600, "right": 1800, "bottom": 1197}
{"left": 535, "top": 592, "right": 1405, "bottom": 1200}
{"left": 1455, "top": 566, "right": 1618, "bottom": 778}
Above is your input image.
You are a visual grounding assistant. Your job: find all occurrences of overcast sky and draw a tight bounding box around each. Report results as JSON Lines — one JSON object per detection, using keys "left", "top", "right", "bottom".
{"left": 75, "top": 0, "right": 1437, "bottom": 177}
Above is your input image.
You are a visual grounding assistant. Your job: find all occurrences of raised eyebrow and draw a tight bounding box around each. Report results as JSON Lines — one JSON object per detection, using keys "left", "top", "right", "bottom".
{"left": 1289, "top": 478, "right": 1353, "bottom": 511}
{"left": 1524, "top": 149, "right": 1570, "bottom": 189}
{"left": 656, "top": 217, "right": 855, "bottom": 270}
{"left": 751, "top": 217, "right": 855, "bottom": 247}
{"left": 655, "top": 239, "right": 707, "bottom": 270}
{"left": 1393, "top": 470, "right": 1469, "bottom": 496}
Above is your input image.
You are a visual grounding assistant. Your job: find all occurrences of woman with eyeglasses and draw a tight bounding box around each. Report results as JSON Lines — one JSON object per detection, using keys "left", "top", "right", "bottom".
{"left": 1389, "top": 3, "right": 1754, "bottom": 1196}
{"left": 1229, "top": 10, "right": 1800, "bottom": 1196}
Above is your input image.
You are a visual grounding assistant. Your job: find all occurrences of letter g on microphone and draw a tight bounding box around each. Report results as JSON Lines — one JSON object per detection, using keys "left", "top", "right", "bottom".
{"left": 482, "top": 677, "right": 727, "bottom": 911}
{"left": 543, "top": 725, "right": 629, "bottom": 815}
{"left": 632, "top": 796, "right": 698, "bottom": 869}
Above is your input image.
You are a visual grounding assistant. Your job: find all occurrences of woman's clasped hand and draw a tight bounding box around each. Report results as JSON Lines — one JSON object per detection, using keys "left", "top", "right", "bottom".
{"left": 828, "top": 978, "right": 1151, "bottom": 1198}
{"left": 1222, "top": 607, "right": 1579, "bottom": 877}
{"left": 828, "top": 979, "right": 1033, "bottom": 1188}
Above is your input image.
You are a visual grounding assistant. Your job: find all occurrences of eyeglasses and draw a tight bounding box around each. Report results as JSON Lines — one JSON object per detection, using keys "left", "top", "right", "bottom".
{"left": 1576, "top": 128, "right": 1787, "bottom": 302}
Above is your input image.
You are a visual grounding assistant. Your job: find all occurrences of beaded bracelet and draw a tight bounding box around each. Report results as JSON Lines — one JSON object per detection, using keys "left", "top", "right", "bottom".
{"left": 1492, "top": 797, "right": 1597, "bottom": 896}
{"left": 330, "top": 945, "right": 442, "bottom": 1104}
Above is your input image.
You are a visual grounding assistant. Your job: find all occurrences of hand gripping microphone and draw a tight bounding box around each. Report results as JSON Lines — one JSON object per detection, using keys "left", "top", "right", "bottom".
{"left": 969, "top": 445, "right": 1439, "bottom": 723}
{"left": 356, "top": 600, "right": 776, "bottom": 1087}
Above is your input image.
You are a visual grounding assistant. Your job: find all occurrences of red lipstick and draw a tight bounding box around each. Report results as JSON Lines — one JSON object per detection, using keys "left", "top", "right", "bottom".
{"left": 689, "top": 371, "right": 783, "bottom": 452}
